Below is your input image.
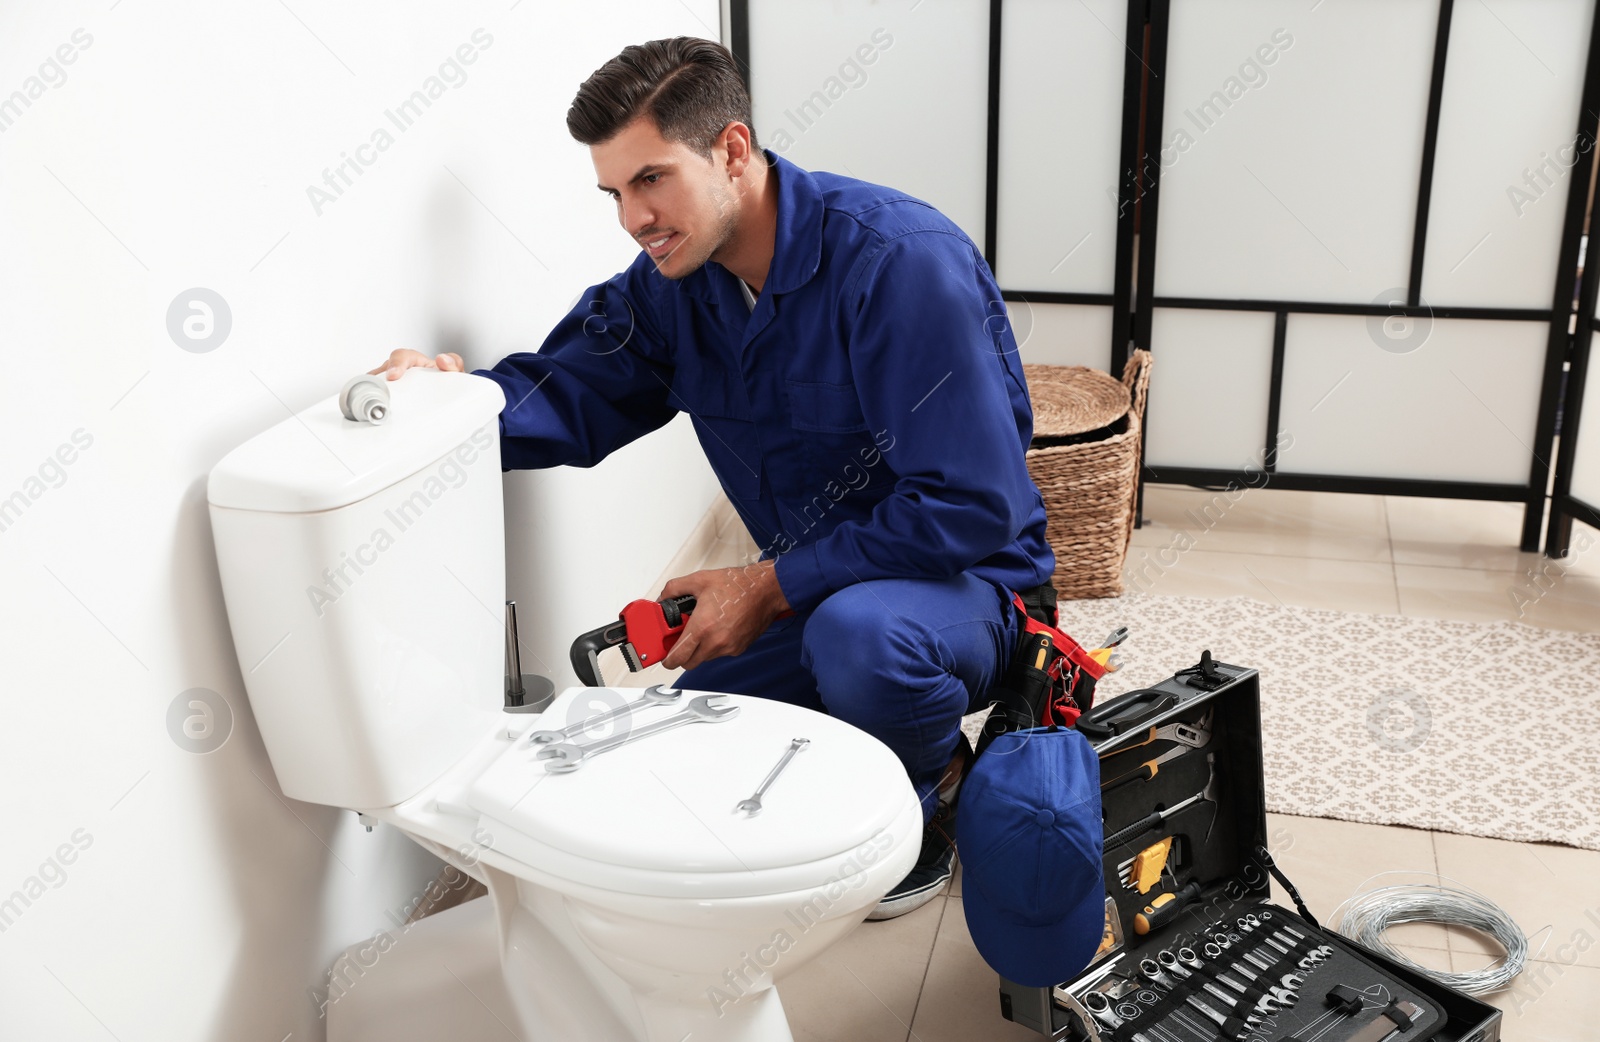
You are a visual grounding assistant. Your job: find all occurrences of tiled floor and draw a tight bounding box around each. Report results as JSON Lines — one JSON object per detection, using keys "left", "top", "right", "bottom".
{"left": 650, "top": 487, "right": 1600, "bottom": 1040}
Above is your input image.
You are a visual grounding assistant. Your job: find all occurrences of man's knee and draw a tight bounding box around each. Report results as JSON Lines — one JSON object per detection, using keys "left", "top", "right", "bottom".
{"left": 801, "top": 584, "right": 905, "bottom": 682}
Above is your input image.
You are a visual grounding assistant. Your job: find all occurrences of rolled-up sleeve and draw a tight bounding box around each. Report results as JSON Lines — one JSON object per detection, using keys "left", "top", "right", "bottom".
{"left": 473, "top": 266, "right": 678, "bottom": 471}
{"left": 774, "top": 232, "right": 1038, "bottom": 612}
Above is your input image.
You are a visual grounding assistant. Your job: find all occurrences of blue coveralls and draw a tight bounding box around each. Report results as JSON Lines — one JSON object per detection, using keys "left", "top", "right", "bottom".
{"left": 474, "top": 150, "right": 1055, "bottom": 819}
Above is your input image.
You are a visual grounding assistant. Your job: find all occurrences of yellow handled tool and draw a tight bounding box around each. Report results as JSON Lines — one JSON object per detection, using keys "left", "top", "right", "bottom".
{"left": 1133, "top": 880, "right": 1203, "bottom": 935}
{"left": 1124, "top": 836, "right": 1173, "bottom": 894}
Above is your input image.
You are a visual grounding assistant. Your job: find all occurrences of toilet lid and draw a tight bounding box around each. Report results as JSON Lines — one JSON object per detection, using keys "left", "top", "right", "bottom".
{"left": 461, "top": 688, "right": 916, "bottom": 883}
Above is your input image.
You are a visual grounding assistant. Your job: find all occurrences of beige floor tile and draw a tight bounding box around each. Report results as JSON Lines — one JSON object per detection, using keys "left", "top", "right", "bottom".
{"left": 1504, "top": 567, "right": 1600, "bottom": 632}
{"left": 1461, "top": 951, "right": 1600, "bottom": 1042}
{"left": 1122, "top": 547, "right": 1401, "bottom": 614}
{"left": 1265, "top": 814, "right": 1450, "bottom": 951}
{"left": 908, "top": 898, "right": 1044, "bottom": 1041}
{"left": 1392, "top": 563, "right": 1520, "bottom": 625}
{"left": 1133, "top": 485, "right": 1393, "bottom": 563}
{"left": 1393, "top": 562, "right": 1600, "bottom": 631}
{"left": 782, "top": 896, "right": 945, "bottom": 1042}
{"left": 1432, "top": 831, "right": 1600, "bottom": 970}
{"left": 1384, "top": 496, "right": 1550, "bottom": 573}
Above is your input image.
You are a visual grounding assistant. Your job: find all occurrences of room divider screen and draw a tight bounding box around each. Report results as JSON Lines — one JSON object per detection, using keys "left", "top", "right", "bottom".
{"left": 731, "top": 0, "right": 1600, "bottom": 553}
{"left": 1548, "top": 230, "right": 1600, "bottom": 555}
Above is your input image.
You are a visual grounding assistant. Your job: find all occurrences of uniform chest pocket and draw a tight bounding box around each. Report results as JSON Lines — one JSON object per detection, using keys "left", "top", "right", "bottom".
{"left": 787, "top": 379, "right": 896, "bottom": 492}
{"left": 669, "top": 370, "right": 762, "bottom": 501}
{"left": 788, "top": 380, "right": 869, "bottom": 433}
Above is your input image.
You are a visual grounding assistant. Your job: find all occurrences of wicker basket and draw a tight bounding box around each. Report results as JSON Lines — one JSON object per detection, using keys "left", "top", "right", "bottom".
{"left": 1024, "top": 350, "right": 1153, "bottom": 600}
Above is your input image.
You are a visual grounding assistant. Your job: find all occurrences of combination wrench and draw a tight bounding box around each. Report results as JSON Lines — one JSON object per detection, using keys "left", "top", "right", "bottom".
{"left": 538, "top": 694, "right": 739, "bottom": 772}
{"left": 524, "top": 683, "right": 682, "bottom": 745}
{"left": 737, "top": 738, "right": 809, "bottom": 815}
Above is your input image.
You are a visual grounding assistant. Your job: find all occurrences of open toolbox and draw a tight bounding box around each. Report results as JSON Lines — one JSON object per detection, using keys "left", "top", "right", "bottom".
{"left": 994, "top": 657, "right": 1503, "bottom": 1042}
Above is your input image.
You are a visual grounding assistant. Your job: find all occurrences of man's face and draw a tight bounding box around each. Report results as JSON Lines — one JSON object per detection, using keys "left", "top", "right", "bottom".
{"left": 592, "top": 116, "right": 742, "bottom": 279}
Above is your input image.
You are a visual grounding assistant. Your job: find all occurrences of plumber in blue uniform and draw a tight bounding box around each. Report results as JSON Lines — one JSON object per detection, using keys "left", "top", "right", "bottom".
{"left": 372, "top": 36, "right": 1055, "bottom": 920}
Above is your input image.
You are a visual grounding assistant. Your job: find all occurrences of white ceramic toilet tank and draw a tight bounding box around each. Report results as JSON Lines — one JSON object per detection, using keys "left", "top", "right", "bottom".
{"left": 208, "top": 371, "right": 508, "bottom": 810}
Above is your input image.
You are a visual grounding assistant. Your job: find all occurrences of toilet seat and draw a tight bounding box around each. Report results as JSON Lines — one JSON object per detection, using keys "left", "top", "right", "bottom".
{"left": 455, "top": 689, "right": 922, "bottom": 900}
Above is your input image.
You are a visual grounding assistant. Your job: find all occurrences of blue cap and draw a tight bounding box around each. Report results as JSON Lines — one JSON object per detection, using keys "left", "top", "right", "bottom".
{"left": 956, "top": 726, "right": 1104, "bottom": 988}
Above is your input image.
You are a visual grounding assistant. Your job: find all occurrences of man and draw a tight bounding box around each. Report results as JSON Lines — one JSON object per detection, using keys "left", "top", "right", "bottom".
{"left": 372, "top": 36, "right": 1055, "bottom": 920}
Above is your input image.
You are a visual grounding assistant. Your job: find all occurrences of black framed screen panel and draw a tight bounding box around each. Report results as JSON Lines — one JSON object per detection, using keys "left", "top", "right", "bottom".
{"left": 743, "top": 0, "right": 991, "bottom": 252}
{"left": 991, "top": 0, "right": 1134, "bottom": 372}
{"left": 1149, "top": 5, "right": 1434, "bottom": 305}
{"left": 1548, "top": 316, "right": 1600, "bottom": 551}
{"left": 1134, "top": 0, "right": 1600, "bottom": 551}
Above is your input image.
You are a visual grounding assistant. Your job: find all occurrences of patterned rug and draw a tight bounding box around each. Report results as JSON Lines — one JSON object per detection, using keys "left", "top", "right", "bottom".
{"left": 1040, "top": 594, "right": 1600, "bottom": 851}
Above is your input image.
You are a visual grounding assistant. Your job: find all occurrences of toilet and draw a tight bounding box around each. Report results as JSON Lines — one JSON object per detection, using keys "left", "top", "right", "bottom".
{"left": 206, "top": 370, "right": 924, "bottom": 1042}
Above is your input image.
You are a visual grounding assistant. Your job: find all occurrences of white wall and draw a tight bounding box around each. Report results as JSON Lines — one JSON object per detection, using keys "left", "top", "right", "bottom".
{"left": 0, "top": 2, "right": 721, "bottom": 1039}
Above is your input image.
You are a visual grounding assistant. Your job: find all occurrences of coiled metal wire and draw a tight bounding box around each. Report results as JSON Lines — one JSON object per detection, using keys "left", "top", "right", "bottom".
{"left": 1333, "top": 880, "right": 1529, "bottom": 995}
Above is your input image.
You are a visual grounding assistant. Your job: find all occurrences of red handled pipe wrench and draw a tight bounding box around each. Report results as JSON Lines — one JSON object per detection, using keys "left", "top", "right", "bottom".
{"left": 570, "top": 595, "right": 698, "bottom": 687}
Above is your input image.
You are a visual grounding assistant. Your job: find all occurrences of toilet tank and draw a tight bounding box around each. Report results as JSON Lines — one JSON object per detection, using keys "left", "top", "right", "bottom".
{"left": 208, "top": 370, "right": 507, "bottom": 810}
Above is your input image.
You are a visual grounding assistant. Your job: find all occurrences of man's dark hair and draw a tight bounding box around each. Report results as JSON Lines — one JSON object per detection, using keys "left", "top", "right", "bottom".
{"left": 567, "top": 37, "right": 760, "bottom": 158}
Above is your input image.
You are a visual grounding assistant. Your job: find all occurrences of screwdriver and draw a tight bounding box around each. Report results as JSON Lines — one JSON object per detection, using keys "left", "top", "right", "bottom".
{"left": 1134, "top": 880, "right": 1203, "bottom": 935}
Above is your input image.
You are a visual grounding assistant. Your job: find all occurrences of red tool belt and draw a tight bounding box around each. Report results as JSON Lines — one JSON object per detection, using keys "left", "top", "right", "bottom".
{"left": 975, "top": 587, "right": 1106, "bottom": 755}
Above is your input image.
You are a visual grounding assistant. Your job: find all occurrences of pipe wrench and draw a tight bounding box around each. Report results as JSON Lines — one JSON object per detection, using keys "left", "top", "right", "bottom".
{"left": 569, "top": 595, "right": 698, "bottom": 686}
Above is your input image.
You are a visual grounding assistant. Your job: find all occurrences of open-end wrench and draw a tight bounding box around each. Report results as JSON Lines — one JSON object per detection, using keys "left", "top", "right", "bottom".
{"left": 1099, "top": 709, "right": 1214, "bottom": 760}
{"left": 1271, "top": 929, "right": 1331, "bottom": 963}
{"left": 1264, "top": 931, "right": 1325, "bottom": 970}
{"left": 1199, "top": 976, "right": 1247, "bottom": 1009}
{"left": 538, "top": 694, "right": 738, "bottom": 772}
{"left": 1187, "top": 992, "right": 1259, "bottom": 1032}
{"left": 1240, "top": 945, "right": 1304, "bottom": 989}
{"left": 736, "top": 738, "right": 809, "bottom": 815}
{"left": 1213, "top": 968, "right": 1286, "bottom": 1014}
{"left": 525, "top": 684, "right": 681, "bottom": 745}
{"left": 1228, "top": 961, "right": 1298, "bottom": 1007}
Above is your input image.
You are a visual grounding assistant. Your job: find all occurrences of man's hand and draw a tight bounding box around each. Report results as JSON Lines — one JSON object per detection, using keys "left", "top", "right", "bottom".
{"left": 658, "top": 560, "right": 791, "bottom": 671}
{"left": 369, "top": 349, "right": 466, "bottom": 381}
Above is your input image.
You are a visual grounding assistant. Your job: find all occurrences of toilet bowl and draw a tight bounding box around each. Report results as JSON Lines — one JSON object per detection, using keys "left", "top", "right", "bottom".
{"left": 206, "top": 371, "right": 922, "bottom": 1041}
{"left": 381, "top": 687, "right": 922, "bottom": 1042}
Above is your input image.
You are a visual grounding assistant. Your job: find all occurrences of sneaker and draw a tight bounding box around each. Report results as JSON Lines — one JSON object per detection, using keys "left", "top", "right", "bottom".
{"left": 866, "top": 804, "right": 957, "bottom": 921}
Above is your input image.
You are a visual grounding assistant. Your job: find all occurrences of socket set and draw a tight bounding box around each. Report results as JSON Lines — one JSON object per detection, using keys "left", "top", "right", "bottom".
{"left": 994, "top": 658, "right": 1502, "bottom": 1042}
{"left": 1054, "top": 907, "right": 1440, "bottom": 1042}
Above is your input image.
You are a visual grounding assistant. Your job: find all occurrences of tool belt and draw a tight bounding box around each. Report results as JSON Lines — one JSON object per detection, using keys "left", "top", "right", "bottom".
{"left": 975, "top": 583, "right": 1107, "bottom": 756}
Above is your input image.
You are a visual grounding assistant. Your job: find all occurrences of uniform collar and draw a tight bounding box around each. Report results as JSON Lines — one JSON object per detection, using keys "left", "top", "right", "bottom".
{"left": 675, "top": 149, "right": 823, "bottom": 304}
